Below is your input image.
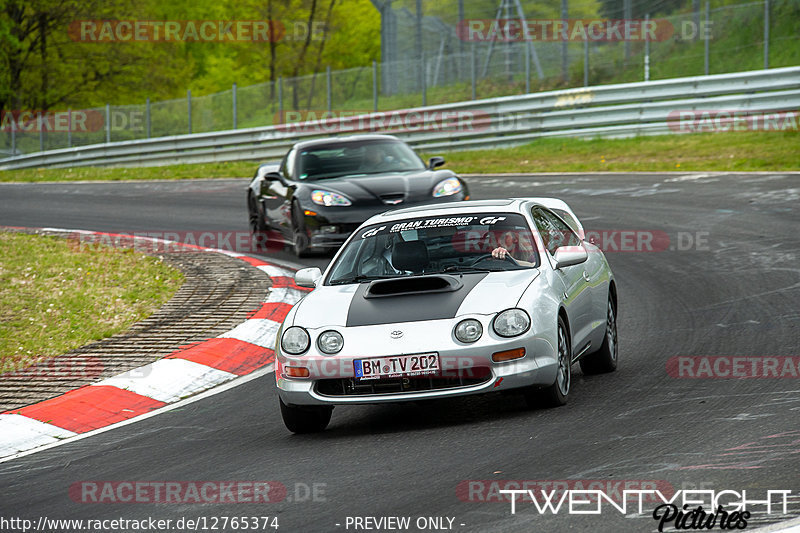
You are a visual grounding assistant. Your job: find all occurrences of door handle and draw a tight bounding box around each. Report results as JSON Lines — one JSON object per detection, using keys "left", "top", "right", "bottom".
{"left": 582, "top": 271, "right": 590, "bottom": 282}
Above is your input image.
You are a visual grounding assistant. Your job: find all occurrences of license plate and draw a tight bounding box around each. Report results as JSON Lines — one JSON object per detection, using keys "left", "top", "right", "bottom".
{"left": 354, "top": 353, "right": 440, "bottom": 380}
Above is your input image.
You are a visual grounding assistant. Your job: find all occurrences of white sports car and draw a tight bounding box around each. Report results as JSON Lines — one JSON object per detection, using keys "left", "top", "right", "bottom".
{"left": 275, "top": 198, "right": 618, "bottom": 433}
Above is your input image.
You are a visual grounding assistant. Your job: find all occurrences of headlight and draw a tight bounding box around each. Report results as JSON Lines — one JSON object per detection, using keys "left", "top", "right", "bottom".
{"left": 311, "top": 190, "right": 352, "bottom": 206}
{"left": 493, "top": 309, "right": 530, "bottom": 338}
{"left": 432, "top": 177, "right": 462, "bottom": 197}
{"left": 281, "top": 326, "right": 310, "bottom": 355}
{"left": 454, "top": 319, "right": 483, "bottom": 343}
{"left": 317, "top": 330, "right": 344, "bottom": 354}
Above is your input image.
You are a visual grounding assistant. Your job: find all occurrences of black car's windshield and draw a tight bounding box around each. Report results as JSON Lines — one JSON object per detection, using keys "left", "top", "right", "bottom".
{"left": 326, "top": 213, "right": 539, "bottom": 285}
{"left": 296, "top": 139, "right": 426, "bottom": 180}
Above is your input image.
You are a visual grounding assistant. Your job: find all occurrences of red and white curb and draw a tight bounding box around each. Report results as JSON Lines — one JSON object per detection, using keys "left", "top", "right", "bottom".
{"left": 0, "top": 229, "right": 310, "bottom": 460}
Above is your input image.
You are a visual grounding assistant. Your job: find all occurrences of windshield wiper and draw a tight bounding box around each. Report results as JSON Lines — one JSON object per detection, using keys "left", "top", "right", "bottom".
{"left": 436, "top": 265, "right": 492, "bottom": 274}
{"left": 329, "top": 274, "right": 395, "bottom": 285}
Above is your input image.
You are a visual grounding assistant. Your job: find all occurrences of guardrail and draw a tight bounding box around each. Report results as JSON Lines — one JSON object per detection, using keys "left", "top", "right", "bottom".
{"left": 1, "top": 66, "right": 798, "bottom": 170}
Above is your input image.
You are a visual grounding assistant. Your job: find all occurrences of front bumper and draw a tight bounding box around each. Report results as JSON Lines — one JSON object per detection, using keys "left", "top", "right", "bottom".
{"left": 276, "top": 334, "right": 558, "bottom": 406}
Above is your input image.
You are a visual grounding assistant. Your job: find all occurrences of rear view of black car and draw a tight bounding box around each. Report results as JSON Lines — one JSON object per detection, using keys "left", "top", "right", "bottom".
{"left": 247, "top": 134, "right": 469, "bottom": 257}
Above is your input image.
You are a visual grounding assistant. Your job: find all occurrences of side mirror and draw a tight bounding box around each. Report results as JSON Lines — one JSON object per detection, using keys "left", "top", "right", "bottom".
{"left": 428, "top": 156, "right": 445, "bottom": 170}
{"left": 295, "top": 267, "right": 322, "bottom": 288}
{"left": 553, "top": 246, "right": 588, "bottom": 269}
{"left": 265, "top": 171, "right": 284, "bottom": 182}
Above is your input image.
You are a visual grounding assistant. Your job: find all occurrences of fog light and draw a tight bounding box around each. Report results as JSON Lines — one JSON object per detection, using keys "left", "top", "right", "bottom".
{"left": 492, "top": 348, "right": 526, "bottom": 362}
{"left": 320, "top": 225, "right": 338, "bottom": 234}
{"left": 284, "top": 366, "right": 310, "bottom": 378}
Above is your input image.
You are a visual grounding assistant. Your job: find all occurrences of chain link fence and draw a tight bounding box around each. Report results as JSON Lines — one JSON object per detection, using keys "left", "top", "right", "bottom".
{"left": 1, "top": 0, "right": 796, "bottom": 159}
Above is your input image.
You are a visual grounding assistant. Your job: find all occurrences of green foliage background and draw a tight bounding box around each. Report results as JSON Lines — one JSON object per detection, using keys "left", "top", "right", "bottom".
{"left": 0, "top": 0, "right": 380, "bottom": 111}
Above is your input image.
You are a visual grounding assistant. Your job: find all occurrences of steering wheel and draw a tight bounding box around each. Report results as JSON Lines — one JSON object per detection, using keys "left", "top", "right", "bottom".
{"left": 468, "top": 253, "right": 520, "bottom": 267}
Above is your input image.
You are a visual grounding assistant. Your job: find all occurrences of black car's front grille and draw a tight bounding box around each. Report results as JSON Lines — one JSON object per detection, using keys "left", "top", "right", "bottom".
{"left": 315, "top": 369, "right": 492, "bottom": 397}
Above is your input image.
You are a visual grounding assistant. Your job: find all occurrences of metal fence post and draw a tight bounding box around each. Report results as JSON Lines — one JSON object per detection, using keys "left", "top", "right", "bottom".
{"left": 67, "top": 108, "right": 72, "bottom": 148}
{"left": 764, "top": 0, "right": 770, "bottom": 69}
{"left": 562, "top": 0, "right": 569, "bottom": 82}
{"left": 233, "top": 82, "right": 238, "bottom": 129}
{"left": 584, "top": 39, "right": 589, "bottom": 87}
{"left": 471, "top": 47, "right": 476, "bottom": 100}
{"left": 704, "top": 0, "right": 710, "bottom": 75}
{"left": 278, "top": 77, "right": 283, "bottom": 123}
{"left": 524, "top": 41, "right": 530, "bottom": 93}
{"left": 105, "top": 104, "right": 110, "bottom": 144}
{"left": 11, "top": 118, "right": 16, "bottom": 156}
{"left": 373, "top": 60, "right": 378, "bottom": 111}
{"left": 187, "top": 90, "right": 192, "bottom": 134}
{"left": 326, "top": 66, "right": 332, "bottom": 112}
{"left": 644, "top": 14, "right": 651, "bottom": 82}
{"left": 146, "top": 97, "right": 151, "bottom": 139}
{"left": 421, "top": 53, "right": 427, "bottom": 107}
{"left": 39, "top": 112, "right": 44, "bottom": 152}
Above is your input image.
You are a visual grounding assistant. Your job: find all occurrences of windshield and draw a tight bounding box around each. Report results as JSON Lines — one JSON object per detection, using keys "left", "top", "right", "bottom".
{"left": 296, "top": 139, "right": 426, "bottom": 180}
{"left": 326, "top": 213, "right": 539, "bottom": 285}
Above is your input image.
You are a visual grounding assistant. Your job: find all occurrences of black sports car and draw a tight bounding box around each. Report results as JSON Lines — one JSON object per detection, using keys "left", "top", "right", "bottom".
{"left": 247, "top": 134, "right": 470, "bottom": 256}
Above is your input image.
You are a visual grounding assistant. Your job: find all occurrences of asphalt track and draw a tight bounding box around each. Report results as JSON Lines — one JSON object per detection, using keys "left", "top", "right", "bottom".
{"left": 0, "top": 172, "right": 799, "bottom": 533}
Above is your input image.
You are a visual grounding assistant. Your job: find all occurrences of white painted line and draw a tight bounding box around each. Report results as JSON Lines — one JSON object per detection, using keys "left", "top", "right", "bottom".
{"left": 750, "top": 517, "right": 800, "bottom": 532}
{"left": 93, "top": 359, "right": 236, "bottom": 403}
{"left": 267, "top": 287, "right": 307, "bottom": 305}
{"left": 0, "top": 365, "right": 274, "bottom": 463}
{"left": 257, "top": 264, "right": 296, "bottom": 279}
{"left": 219, "top": 319, "right": 281, "bottom": 349}
{"left": 0, "top": 414, "right": 77, "bottom": 457}
{"left": 204, "top": 248, "right": 245, "bottom": 257}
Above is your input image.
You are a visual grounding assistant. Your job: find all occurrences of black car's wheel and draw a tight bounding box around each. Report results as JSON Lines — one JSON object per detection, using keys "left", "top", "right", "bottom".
{"left": 248, "top": 194, "right": 270, "bottom": 250}
{"left": 279, "top": 399, "right": 332, "bottom": 433}
{"left": 526, "top": 315, "right": 571, "bottom": 408}
{"left": 579, "top": 294, "right": 618, "bottom": 375}
{"left": 291, "top": 202, "right": 311, "bottom": 257}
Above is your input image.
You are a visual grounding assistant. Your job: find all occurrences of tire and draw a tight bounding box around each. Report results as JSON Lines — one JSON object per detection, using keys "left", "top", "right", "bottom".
{"left": 279, "top": 399, "right": 332, "bottom": 434}
{"left": 526, "top": 315, "right": 571, "bottom": 408}
{"left": 248, "top": 194, "right": 270, "bottom": 250}
{"left": 291, "top": 202, "right": 311, "bottom": 258}
{"left": 579, "top": 295, "right": 618, "bottom": 375}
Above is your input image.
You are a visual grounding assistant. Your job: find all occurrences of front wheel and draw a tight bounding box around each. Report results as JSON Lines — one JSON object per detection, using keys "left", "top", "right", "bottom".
{"left": 579, "top": 295, "right": 618, "bottom": 375}
{"left": 248, "top": 195, "right": 270, "bottom": 250}
{"left": 291, "top": 203, "right": 311, "bottom": 257}
{"left": 279, "top": 399, "right": 332, "bottom": 433}
{"left": 525, "top": 315, "right": 571, "bottom": 408}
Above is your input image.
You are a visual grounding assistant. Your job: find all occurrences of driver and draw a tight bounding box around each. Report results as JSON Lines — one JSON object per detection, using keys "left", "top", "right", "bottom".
{"left": 491, "top": 227, "right": 536, "bottom": 266}
{"left": 361, "top": 146, "right": 393, "bottom": 171}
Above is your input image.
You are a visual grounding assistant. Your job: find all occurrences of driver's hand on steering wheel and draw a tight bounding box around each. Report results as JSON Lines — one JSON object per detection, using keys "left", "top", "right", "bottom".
{"left": 491, "top": 247, "right": 511, "bottom": 260}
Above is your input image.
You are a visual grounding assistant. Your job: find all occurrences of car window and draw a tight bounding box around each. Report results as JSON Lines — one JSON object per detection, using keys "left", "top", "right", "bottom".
{"left": 531, "top": 207, "right": 581, "bottom": 256}
{"left": 326, "top": 213, "right": 538, "bottom": 284}
{"left": 294, "top": 139, "right": 426, "bottom": 180}
{"left": 281, "top": 150, "right": 297, "bottom": 180}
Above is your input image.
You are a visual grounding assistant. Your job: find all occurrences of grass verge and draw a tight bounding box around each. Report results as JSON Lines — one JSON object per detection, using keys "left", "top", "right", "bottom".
{"left": 435, "top": 132, "right": 800, "bottom": 174}
{"left": 0, "top": 131, "right": 796, "bottom": 183}
{"left": 0, "top": 232, "right": 184, "bottom": 374}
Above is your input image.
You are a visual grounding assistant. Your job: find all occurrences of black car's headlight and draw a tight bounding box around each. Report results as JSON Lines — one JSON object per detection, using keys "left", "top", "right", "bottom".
{"left": 432, "top": 177, "right": 462, "bottom": 197}
{"left": 454, "top": 319, "right": 483, "bottom": 343}
{"left": 317, "top": 330, "right": 344, "bottom": 354}
{"left": 311, "top": 190, "right": 352, "bottom": 206}
{"left": 492, "top": 309, "right": 530, "bottom": 338}
{"left": 281, "top": 326, "right": 310, "bottom": 354}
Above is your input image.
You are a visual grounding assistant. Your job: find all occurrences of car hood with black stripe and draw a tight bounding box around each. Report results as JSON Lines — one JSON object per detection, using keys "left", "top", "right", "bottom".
{"left": 288, "top": 269, "right": 540, "bottom": 329}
